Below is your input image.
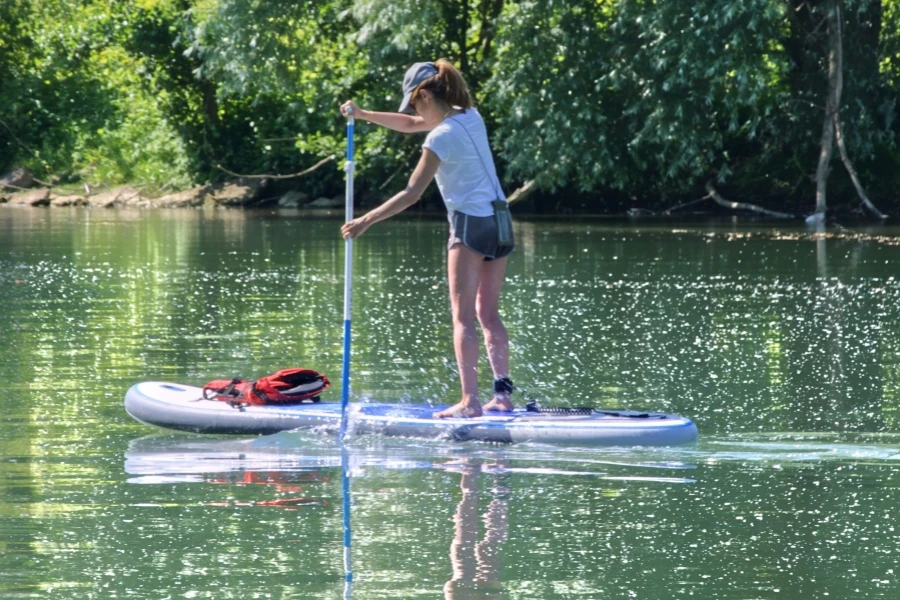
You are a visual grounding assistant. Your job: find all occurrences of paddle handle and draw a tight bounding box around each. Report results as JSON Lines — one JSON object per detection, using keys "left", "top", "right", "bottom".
{"left": 339, "top": 114, "right": 355, "bottom": 440}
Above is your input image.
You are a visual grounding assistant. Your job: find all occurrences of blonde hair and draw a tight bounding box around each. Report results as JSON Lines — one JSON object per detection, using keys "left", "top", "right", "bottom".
{"left": 412, "top": 59, "right": 473, "bottom": 110}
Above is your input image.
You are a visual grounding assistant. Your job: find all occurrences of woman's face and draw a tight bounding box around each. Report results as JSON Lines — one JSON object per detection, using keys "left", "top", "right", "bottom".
{"left": 411, "top": 90, "right": 443, "bottom": 124}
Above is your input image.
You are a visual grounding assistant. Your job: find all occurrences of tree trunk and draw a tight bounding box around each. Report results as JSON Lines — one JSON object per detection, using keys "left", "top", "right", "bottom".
{"left": 478, "top": 0, "right": 504, "bottom": 60}
{"left": 459, "top": 0, "right": 470, "bottom": 75}
{"left": 833, "top": 115, "right": 887, "bottom": 219}
{"left": 813, "top": 0, "right": 843, "bottom": 217}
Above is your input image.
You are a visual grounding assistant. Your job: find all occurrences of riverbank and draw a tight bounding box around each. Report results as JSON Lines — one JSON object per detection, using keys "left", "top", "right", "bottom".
{"left": 0, "top": 163, "right": 531, "bottom": 212}
{"left": 2, "top": 167, "right": 895, "bottom": 224}
{"left": 0, "top": 177, "right": 346, "bottom": 210}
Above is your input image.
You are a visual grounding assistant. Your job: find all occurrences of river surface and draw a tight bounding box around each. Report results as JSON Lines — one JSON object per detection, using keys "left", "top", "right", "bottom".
{"left": 1, "top": 207, "right": 900, "bottom": 599}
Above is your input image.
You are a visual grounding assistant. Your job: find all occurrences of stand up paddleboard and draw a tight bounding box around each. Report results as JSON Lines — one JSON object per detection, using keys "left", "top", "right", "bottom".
{"left": 124, "top": 381, "right": 698, "bottom": 447}
{"left": 124, "top": 113, "right": 698, "bottom": 449}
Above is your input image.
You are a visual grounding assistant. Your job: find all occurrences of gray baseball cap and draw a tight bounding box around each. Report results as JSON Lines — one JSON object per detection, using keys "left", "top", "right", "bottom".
{"left": 398, "top": 62, "right": 437, "bottom": 114}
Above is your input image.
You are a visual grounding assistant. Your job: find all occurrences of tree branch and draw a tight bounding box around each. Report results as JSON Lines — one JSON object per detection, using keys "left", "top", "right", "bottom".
{"left": 705, "top": 182, "right": 796, "bottom": 219}
{"left": 663, "top": 195, "right": 711, "bottom": 214}
{"left": 215, "top": 155, "right": 335, "bottom": 180}
{"left": 833, "top": 115, "right": 887, "bottom": 219}
{"left": 507, "top": 180, "right": 536, "bottom": 206}
{"left": 0, "top": 118, "right": 36, "bottom": 157}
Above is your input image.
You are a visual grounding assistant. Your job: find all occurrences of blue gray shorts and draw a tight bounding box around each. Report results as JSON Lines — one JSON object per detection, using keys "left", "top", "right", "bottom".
{"left": 448, "top": 211, "right": 514, "bottom": 261}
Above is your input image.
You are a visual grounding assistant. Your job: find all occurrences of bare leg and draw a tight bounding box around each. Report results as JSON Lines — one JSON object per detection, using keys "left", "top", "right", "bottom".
{"left": 435, "top": 244, "right": 488, "bottom": 418}
{"left": 475, "top": 496, "right": 508, "bottom": 586}
{"left": 478, "top": 257, "right": 514, "bottom": 412}
{"left": 443, "top": 463, "right": 506, "bottom": 599}
{"left": 446, "top": 467, "right": 479, "bottom": 587}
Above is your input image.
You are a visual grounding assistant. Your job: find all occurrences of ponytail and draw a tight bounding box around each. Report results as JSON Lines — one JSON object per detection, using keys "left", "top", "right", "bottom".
{"left": 413, "top": 59, "right": 473, "bottom": 110}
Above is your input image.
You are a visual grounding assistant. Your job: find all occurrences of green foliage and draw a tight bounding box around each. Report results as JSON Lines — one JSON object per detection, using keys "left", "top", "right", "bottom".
{"left": 491, "top": 0, "right": 788, "bottom": 194}
{"left": 484, "top": 0, "right": 900, "bottom": 213}
{"left": 2, "top": 0, "right": 900, "bottom": 214}
{"left": 182, "top": 0, "right": 363, "bottom": 192}
{"left": 1, "top": 0, "right": 112, "bottom": 179}
{"left": 0, "top": 0, "right": 192, "bottom": 189}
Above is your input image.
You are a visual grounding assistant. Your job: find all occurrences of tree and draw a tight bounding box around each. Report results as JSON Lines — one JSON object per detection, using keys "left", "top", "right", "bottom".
{"left": 0, "top": 0, "right": 120, "bottom": 181}
{"left": 487, "top": 0, "right": 898, "bottom": 217}
{"left": 811, "top": 0, "right": 886, "bottom": 220}
{"left": 3, "top": 0, "right": 900, "bottom": 216}
{"left": 489, "top": 0, "right": 790, "bottom": 199}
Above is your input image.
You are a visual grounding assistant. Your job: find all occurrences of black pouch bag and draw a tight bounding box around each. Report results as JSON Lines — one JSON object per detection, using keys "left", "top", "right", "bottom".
{"left": 450, "top": 115, "right": 514, "bottom": 252}
{"left": 492, "top": 199, "right": 514, "bottom": 249}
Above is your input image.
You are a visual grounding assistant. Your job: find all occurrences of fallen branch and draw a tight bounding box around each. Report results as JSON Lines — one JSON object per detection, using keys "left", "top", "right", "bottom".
{"left": 704, "top": 182, "right": 795, "bottom": 219}
{"left": 0, "top": 119, "right": 58, "bottom": 186}
{"left": 32, "top": 177, "right": 57, "bottom": 188}
{"left": 663, "top": 195, "right": 710, "bottom": 214}
{"left": 216, "top": 155, "right": 335, "bottom": 180}
{"left": 377, "top": 163, "right": 408, "bottom": 192}
{"left": 0, "top": 182, "right": 34, "bottom": 191}
{"left": 833, "top": 115, "right": 887, "bottom": 220}
{"left": 507, "top": 180, "right": 536, "bottom": 205}
{"left": 2, "top": 177, "right": 56, "bottom": 190}
{"left": 358, "top": 150, "right": 420, "bottom": 205}
{"left": 0, "top": 118, "right": 37, "bottom": 157}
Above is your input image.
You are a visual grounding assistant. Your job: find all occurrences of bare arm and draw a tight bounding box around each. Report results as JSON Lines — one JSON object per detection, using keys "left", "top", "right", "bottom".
{"left": 340, "top": 101, "right": 435, "bottom": 133}
{"left": 356, "top": 110, "right": 435, "bottom": 133}
{"left": 341, "top": 149, "right": 441, "bottom": 239}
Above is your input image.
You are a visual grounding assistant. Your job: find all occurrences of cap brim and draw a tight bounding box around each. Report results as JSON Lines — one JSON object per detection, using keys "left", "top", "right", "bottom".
{"left": 398, "top": 92, "right": 415, "bottom": 115}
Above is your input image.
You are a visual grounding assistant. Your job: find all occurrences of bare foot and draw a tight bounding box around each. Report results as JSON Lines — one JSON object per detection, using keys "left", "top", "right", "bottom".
{"left": 434, "top": 400, "right": 483, "bottom": 419}
{"left": 482, "top": 396, "right": 515, "bottom": 412}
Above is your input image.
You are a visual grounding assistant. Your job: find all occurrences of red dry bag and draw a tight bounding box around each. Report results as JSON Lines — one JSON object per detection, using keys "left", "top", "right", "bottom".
{"left": 203, "top": 368, "right": 330, "bottom": 407}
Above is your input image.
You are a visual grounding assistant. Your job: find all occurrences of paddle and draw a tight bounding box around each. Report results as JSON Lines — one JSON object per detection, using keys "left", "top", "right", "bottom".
{"left": 339, "top": 109, "right": 355, "bottom": 440}
{"left": 339, "top": 108, "right": 355, "bottom": 595}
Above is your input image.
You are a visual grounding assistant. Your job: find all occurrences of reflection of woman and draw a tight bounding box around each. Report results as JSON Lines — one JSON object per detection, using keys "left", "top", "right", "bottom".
{"left": 340, "top": 59, "right": 515, "bottom": 419}
{"left": 443, "top": 463, "right": 508, "bottom": 599}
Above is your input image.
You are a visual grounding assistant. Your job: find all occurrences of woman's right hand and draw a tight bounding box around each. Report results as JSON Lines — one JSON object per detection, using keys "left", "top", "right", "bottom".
{"left": 340, "top": 100, "right": 360, "bottom": 118}
{"left": 341, "top": 216, "right": 371, "bottom": 239}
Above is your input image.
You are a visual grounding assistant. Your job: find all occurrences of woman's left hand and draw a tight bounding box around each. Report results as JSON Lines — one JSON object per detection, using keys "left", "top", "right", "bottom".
{"left": 340, "top": 100, "right": 360, "bottom": 118}
{"left": 341, "top": 217, "right": 371, "bottom": 239}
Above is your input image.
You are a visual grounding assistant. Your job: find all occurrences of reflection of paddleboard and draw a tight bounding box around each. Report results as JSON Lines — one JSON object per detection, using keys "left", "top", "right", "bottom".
{"left": 124, "top": 381, "right": 698, "bottom": 447}
{"left": 124, "top": 436, "right": 331, "bottom": 508}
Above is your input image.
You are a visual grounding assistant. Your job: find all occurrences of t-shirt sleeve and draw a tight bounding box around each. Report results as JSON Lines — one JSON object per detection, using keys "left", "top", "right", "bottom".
{"left": 422, "top": 123, "right": 453, "bottom": 161}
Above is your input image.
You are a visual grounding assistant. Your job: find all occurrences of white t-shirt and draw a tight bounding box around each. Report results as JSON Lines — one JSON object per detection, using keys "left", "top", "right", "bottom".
{"left": 422, "top": 108, "right": 505, "bottom": 217}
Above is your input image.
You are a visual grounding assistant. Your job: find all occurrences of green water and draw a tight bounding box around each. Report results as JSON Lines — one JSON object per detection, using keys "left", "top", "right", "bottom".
{"left": 2, "top": 207, "right": 900, "bottom": 599}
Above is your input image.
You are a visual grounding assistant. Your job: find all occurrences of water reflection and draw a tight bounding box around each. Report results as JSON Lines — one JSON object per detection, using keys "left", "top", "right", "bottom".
{"left": 436, "top": 460, "right": 509, "bottom": 600}
{"left": 122, "top": 433, "right": 698, "bottom": 598}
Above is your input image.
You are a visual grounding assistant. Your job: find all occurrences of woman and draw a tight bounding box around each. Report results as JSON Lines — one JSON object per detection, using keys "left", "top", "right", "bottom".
{"left": 340, "top": 59, "right": 514, "bottom": 419}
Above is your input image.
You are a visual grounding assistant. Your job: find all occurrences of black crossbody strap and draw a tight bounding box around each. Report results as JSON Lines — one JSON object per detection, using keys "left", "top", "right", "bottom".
{"left": 449, "top": 116, "right": 504, "bottom": 200}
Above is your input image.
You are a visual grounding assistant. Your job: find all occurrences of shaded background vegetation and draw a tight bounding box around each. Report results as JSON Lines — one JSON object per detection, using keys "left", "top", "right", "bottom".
{"left": 2, "top": 0, "right": 900, "bottom": 216}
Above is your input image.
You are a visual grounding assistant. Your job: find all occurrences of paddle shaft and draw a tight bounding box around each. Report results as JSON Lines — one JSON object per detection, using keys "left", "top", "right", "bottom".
{"left": 341, "top": 447, "right": 353, "bottom": 593}
{"left": 339, "top": 112, "right": 354, "bottom": 591}
{"left": 339, "top": 114, "right": 355, "bottom": 440}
